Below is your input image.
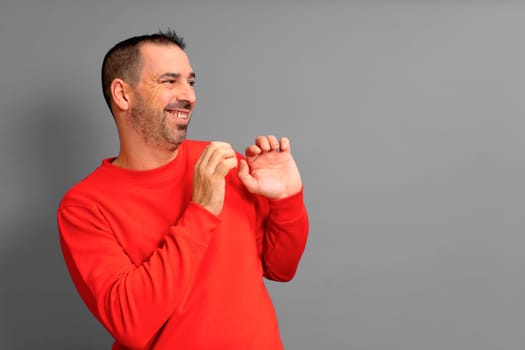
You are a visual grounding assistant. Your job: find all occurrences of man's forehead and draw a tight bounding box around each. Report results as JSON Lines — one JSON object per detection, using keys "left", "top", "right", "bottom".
{"left": 139, "top": 42, "right": 186, "bottom": 59}
{"left": 139, "top": 42, "right": 192, "bottom": 75}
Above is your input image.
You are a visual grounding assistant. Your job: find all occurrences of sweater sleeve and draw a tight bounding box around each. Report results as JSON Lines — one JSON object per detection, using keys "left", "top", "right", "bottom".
{"left": 57, "top": 201, "right": 219, "bottom": 349}
{"left": 256, "top": 189, "right": 309, "bottom": 282}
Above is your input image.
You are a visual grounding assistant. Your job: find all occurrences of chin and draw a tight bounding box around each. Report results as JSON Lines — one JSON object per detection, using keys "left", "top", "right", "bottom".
{"left": 168, "top": 131, "right": 187, "bottom": 145}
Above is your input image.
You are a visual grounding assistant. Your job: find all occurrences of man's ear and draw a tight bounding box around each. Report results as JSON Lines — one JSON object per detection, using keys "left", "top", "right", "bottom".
{"left": 111, "top": 78, "right": 131, "bottom": 111}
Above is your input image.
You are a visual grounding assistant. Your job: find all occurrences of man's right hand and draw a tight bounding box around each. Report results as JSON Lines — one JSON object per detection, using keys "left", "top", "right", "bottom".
{"left": 192, "top": 142, "right": 238, "bottom": 216}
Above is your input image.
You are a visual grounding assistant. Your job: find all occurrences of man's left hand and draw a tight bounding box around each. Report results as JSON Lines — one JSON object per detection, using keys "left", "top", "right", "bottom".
{"left": 238, "top": 135, "right": 302, "bottom": 199}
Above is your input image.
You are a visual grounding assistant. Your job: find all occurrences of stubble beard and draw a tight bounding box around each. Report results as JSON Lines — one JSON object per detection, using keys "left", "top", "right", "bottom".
{"left": 131, "top": 95, "right": 188, "bottom": 152}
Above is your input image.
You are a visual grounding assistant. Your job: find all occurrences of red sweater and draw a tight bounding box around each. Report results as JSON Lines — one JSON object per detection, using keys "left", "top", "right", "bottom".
{"left": 57, "top": 140, "right": 308, "bottom": 350}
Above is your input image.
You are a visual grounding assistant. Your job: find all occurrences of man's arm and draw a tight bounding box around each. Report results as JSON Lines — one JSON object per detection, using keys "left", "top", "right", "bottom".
{"left": 58, "top": 201, "right": 217, "bottom": 349}
{"left": 238, "top": 135, "right": 309, "bottom": 281}
{"left": 256, "top": 190, "right": 309, "bottom": 281}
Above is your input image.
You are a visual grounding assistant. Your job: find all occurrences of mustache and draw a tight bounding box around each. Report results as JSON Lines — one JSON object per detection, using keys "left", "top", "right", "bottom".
{"left": 166, "top": 101, "right": 192, "bottom": 110}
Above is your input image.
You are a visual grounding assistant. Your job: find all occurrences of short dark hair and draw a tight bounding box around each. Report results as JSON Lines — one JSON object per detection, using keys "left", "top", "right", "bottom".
{"left": 101, "top": 29, "right": 186, "bottom": 112}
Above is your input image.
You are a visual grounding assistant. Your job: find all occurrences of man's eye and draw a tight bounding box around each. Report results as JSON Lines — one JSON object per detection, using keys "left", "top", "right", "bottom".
{"left": 162, "top": 80, "right": 175, "bottom": 84}
{"left": 189, "top": 81, "right": 196, "bottom": 87}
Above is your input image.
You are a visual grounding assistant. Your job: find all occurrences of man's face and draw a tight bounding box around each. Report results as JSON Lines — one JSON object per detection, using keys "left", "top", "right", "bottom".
{"left": 130, "top": 42, "right": 196, "bottom": 150}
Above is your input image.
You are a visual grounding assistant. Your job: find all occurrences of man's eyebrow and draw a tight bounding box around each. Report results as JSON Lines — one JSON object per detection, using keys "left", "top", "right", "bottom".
{"left": 158, "top": 72, "right": 196, "bottom": 79}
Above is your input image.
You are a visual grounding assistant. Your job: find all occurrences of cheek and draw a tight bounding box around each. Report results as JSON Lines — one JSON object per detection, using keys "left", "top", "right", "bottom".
{"left": 157, "top": 91, "right": 175, "bottom": 107}
{"left": 143, "top": 86, "right": 169, "bottom": 104}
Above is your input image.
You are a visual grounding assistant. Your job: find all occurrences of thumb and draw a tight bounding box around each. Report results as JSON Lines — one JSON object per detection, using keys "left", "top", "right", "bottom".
{"left": 237, "top": 159, "right": 259, "bottom": 194}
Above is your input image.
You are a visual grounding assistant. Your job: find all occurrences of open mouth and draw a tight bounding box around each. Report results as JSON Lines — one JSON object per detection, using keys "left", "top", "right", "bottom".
{"left": 167, "top": 109, "right": 190, "bottom": 120}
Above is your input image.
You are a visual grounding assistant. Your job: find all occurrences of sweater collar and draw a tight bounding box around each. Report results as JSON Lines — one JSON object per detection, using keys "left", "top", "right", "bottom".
{"left": 99, "top": 142, "right": 188, "bottom": 186}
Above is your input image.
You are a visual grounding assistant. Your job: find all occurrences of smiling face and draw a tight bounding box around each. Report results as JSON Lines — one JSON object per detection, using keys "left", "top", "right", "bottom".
{"left": 129, "top": 42, "right": 196, "bottom": 151}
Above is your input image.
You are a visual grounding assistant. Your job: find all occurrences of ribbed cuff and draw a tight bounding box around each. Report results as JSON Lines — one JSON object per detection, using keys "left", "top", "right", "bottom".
{"left": 267, "top": 188, "right": 307, "bottom": 224}
{"left": 174, "top": 202, "right": 221, "bottom": 246}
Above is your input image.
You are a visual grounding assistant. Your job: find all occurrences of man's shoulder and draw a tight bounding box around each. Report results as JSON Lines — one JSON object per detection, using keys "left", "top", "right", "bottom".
{"left": 183, "top": 139, "right": 243, "bottom": 158}
{"left": 183, "top": 139, "right": 209, "bottom": 151}
{"left": 182, "top": 139, "right": 210, "bottom": 162}
{"left": 58, "top": 160, "right": 113, "bottom": 209}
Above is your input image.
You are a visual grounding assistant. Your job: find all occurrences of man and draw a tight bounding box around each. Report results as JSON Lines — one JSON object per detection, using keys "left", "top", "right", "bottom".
{"left": 57, "top": 29, "right": 308, "bottom": 350}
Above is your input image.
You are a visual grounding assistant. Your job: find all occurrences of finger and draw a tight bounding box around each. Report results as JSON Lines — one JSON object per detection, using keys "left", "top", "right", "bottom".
{"left": 206, "top": 144, "right": 235, "bottom": 175}
{"left": 255, "top": 136, "right": 271, "bottom": 152}
{"left": 215, "top": 154, "right": 238, "bottom": 177}
{"left": 209, "top": 141, "right": 233, "bottom": 151}
{"left": 195, "top": 143, "right": 214, "bottom": 173}
{"left": 196, "top": 141, "right": 230, "bottom": 170}
{"left": 279, "top": 137, "right": 291, "bottom": 153}
{"left": 245, "top": 144, "right": 261, "bottom": 158}
{"left": 266, "top": 135, "right": 280, "bottom": 152}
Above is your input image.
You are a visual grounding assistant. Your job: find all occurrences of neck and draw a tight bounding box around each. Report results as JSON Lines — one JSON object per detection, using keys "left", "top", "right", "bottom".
{"left": 113, "top": 141, "right": 180, "bottom": 170}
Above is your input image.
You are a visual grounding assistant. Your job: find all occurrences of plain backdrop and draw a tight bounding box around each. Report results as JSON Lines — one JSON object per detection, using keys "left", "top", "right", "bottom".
{"left": 1, "top": 0, "right": 525, "bottom": 349}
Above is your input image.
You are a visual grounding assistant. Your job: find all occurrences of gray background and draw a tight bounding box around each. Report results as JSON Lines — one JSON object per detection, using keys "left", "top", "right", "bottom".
{"left": 1, "top": 0, "right": 524, "bottom": 349}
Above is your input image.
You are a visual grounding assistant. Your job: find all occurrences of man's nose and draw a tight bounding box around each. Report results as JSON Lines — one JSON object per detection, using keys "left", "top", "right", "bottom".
{"left": 177, "top": 84, "right": 196, "bottom": 104}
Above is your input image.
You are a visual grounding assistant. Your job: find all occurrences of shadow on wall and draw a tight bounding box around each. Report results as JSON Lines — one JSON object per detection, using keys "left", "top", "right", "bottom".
{"left": 0, "top": 86, "right": 113, "bottom": 349}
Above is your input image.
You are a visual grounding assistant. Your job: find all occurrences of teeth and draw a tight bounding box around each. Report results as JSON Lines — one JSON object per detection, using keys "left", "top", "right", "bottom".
{"left": 176, "top": 112, "right": 188, "bottom": 119}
